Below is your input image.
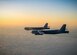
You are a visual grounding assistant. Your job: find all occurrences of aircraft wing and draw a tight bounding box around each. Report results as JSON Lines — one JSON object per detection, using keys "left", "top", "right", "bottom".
{"left": 37, "top": 30, "right": 44, "bottom": 35}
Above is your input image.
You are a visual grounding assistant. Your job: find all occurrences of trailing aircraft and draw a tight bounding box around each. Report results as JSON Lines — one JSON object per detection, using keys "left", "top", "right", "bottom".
{"left": 31, "top": 24, "right": 69, "bottom": 35}
{"left": 24, "top": 23, "right": 50, "bottom": 30}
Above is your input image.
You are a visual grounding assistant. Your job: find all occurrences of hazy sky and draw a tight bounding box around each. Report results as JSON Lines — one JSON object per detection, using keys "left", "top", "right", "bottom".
{"left": 0, "top": 0, "right": 77, "bottom": 28}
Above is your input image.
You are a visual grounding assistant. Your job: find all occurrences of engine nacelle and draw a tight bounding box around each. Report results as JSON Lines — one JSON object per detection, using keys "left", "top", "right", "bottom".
{"left": 32, "top": 30, "right": 44, "bottom": 35}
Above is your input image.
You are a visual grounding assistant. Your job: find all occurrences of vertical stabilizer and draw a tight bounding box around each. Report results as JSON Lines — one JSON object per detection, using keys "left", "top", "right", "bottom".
{"left": 60, "top": 24, "right": 66, "bottom": 31}
{"left": 44, "top": 23, "right": 48, "bottom": 28}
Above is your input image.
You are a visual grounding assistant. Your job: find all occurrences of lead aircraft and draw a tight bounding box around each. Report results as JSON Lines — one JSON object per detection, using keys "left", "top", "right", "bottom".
{"left": 24, "top": 23, "right": 50, "bottom": 30}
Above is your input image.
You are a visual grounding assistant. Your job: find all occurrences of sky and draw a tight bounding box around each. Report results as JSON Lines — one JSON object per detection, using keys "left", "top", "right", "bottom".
{"left": 0, "top": 0, "right": 77, "bottom": 29}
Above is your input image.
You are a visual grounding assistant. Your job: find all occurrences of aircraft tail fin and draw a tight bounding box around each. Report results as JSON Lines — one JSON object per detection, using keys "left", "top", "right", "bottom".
{"left": 60, "top": 24, "right": 66, "bottom": 31}
{"left": 44, "top": 23, "right": 48, "bottom": 28}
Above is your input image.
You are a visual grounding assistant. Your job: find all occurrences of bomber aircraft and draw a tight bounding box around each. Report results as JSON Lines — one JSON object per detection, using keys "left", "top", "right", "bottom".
{"left": 31, "top": 24, "right": 69, "bottom": 35}
{"left": 24, "top": 23, "right": 50, "bottom": 30}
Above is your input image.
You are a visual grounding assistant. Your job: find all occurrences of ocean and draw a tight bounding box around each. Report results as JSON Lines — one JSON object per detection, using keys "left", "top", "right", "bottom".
{"left": 0, "top": 27, "right": 77, "bottom": 55}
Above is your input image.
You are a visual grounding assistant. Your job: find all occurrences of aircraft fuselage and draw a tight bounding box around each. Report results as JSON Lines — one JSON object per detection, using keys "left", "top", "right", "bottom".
{"left": 24, "top": 27, "right": 50, "bottom": 30}
{"left": 32, "top": 30, "right": 69, "bottom": 34}
{"left": 42, "top": 30, "right": 69, "bottom": 34}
